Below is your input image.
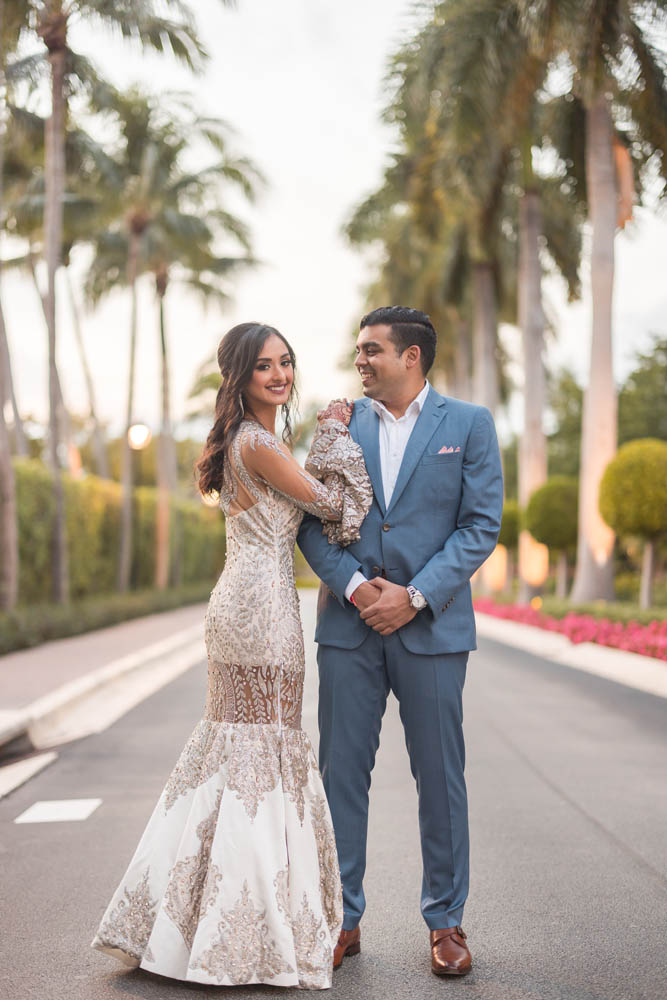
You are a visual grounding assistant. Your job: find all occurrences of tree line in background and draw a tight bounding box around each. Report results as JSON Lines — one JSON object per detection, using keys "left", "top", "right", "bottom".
{"left": 0, "top": 0, "right": 257, "bottom": 612}
{"left": 1, "top": 1, "right": 666, "bottom": 620}
{"left": 499, "top": 336, "right": 667, "bottom": 607}
{"left": 346, "top": 0, "right": 667, "bottom": 607}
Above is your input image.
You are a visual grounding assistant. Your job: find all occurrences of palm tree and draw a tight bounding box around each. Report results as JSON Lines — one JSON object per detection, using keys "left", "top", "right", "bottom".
{"left": 1, "top": 9, "right": 31, "bottom": 460}
{"left": 3, "top": 99, "right": 122, "bottom": 477}
{"left": 518, "top": 0, "right": 667, "bottom": 601}
{"left": 86, "top": 91, "right": 259, "bottom": 591}
{"left": 15, "top": 0, "right": 224, "bottom": 602}
{"left": 65, "top": 250, "right": 109, "bottom": 476}
{"left": 398, "top": 1, "right": 587, "bottom": 602}
{"left": 0, "top": 0, "right": 30, "bottom": 609}
{"left": 345, "top": 49, "right": 502, "bottom": 401}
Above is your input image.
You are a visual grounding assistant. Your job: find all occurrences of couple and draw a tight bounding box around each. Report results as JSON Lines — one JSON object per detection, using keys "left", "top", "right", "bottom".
{"left": 92, "top": 306, "right": 503, "bottom": 989}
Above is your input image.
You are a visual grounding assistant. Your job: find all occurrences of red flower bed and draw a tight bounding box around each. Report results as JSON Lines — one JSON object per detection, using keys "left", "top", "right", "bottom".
{"left": 473, "top": 598, "right": 667, "bottom": 661}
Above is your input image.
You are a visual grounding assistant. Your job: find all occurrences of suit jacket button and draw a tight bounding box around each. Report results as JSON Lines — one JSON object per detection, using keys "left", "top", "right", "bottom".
{"left": 372, "top": 565, "right": 381, "bottom": 575}
{"left": 382, "top": 524, "right": 390, "bottom": 532}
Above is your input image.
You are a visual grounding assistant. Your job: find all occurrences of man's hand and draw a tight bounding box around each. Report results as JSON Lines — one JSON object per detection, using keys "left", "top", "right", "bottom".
{"left": 351, "top": 580, "right": 382, "bottom": 613}
{"left": 317, "top": 398, "right": 353, "bottom": 426}
{"left": 360, "top": 577, "right": 417, "bottom": 635}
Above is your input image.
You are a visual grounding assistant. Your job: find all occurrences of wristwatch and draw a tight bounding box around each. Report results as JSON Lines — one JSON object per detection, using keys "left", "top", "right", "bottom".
{"left": 406, "top": 585, "right": 427, "bottom": 611}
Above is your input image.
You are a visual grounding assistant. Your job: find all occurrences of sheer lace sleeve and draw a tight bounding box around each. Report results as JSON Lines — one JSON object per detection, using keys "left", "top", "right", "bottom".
{"left": 304, "top": 418, "right": 373, "bottom": 546}
{"left": 240, "top": 423, "right": 348, "bottom": 521}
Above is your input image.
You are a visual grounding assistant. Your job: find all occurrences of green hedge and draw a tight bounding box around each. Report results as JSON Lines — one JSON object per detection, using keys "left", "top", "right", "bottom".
{"left": 0, "top": 583, "right": 213, "bottom": 656}
{"left": 536, "top": 597, "right": 665, "bottom": 626}
{"left": 13, "top": 459, "right": 226, "bottom": 603}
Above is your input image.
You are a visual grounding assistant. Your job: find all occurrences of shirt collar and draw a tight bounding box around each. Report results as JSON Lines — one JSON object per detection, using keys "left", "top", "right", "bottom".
{"left": 371, "top": 381, "right": 430, "bottom": 422}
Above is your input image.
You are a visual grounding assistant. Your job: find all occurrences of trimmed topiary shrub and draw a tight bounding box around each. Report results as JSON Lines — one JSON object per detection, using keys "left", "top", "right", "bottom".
{"left": 498, "top": 500, "right": 520, "bottom": 550}
{"left": 599, "top": 439, "right": 667, "bottom": 609}
{"left": 524, "top": 477, "right": 578, "bottom": 598}
{"left": 524, "top": 477, "right": 578, "bottom": 551}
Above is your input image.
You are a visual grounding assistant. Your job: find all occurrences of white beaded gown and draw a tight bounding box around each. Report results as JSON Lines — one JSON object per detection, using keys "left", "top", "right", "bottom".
{"left": 91, "top": 416, "right": 372, "bottom": 990}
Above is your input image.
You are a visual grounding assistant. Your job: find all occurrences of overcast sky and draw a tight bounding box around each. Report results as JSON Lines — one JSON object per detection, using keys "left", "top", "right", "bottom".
{"left": 3, "top": 0, "right": 666, "bottom": 445}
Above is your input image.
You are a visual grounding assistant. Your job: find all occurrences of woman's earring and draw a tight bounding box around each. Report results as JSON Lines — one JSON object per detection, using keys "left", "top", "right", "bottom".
{"left": 238, "top": 392, "right": 245, "bottom": 417}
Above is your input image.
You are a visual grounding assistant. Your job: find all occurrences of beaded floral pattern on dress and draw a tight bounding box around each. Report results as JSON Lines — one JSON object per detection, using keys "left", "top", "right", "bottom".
{"left": 192, "top": 880, "right": 295, "bottom": 985}
{"left": 93, "top": 868, "right": 158, "bottom": 962}
{"left": 311, "top": 793, "right": 344, "bottom": 935}
{"left": 164, "top": 791, "right": 223, "bottom": 948}
{"left": 291, "top": 892, "right": 332, "bottom": 990}
{"left": 161, "top": 720, "right": 229, "bottom": 813}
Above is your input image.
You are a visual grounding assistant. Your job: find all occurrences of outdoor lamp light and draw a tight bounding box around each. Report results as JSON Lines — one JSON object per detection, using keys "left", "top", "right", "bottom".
{"left": 127, "top": 423, "right": 152, "bottom": 450}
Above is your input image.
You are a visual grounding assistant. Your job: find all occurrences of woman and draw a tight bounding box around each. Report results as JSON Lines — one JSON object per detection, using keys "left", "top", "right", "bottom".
{"left": 92, "top": 322, "right": 372, "bottom": 989}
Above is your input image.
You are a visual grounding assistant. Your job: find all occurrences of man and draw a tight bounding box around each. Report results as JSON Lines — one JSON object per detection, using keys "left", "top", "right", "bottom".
{"left": 297, "top": 306, "right": 503, "bottom": 977}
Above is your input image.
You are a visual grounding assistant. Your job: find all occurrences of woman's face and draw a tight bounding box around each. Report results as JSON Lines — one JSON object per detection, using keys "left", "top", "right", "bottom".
{"left": 244, "top": 333, "right": 294, "bottom": 412}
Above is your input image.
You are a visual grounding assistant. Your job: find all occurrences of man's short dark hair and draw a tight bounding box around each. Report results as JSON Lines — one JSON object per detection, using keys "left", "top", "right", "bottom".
{"left": 360, "top": 305, "right": 437, "bottom": 375}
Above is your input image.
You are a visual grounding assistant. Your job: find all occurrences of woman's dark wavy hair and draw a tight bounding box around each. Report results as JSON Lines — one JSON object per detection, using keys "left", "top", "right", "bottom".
{"left": 195, "top": 322, "right": 298, "bottom": 496}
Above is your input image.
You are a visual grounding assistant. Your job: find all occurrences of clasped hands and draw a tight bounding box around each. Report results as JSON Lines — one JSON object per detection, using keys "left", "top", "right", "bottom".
{"left": 352, "top": 579, "right": 417, "bottom": 636}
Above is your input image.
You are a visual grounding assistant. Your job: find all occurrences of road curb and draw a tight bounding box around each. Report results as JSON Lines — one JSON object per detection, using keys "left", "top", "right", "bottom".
{"left": 0, "top": 624, "right": 204, "bottom": 753}
{"left": 475, "top": 612, "right": 667, "bottom": 699}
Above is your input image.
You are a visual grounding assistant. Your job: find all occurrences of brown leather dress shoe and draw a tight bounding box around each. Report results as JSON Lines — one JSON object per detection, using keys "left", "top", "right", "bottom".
{"left": 333, "top": 926, "right": 361, "bottom": 969}
{"left": 430, "top": 926, "right": 472, "bottom": 976}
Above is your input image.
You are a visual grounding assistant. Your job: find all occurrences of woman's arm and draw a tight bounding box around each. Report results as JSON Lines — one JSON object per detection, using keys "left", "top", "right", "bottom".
{"left": 241, "top": 429, "right": 345, "bottom": 521}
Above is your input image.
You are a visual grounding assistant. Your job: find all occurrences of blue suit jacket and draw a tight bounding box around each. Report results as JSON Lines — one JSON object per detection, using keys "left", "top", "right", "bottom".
{"left": 297, "top": 386, "right": 503, "bottom": 655}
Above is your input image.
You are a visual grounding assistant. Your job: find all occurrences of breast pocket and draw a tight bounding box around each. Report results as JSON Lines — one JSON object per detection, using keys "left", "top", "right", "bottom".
{"left": 418, "top": 453, "right": 462, "bottom": 505}
{"left": 421, "top": 452, "right": 462, "bottom": 466}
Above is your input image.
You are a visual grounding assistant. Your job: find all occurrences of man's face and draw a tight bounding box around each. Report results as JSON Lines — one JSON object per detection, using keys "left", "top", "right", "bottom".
{"left": 355, "top": 324, "right": 408, "bottom": 401}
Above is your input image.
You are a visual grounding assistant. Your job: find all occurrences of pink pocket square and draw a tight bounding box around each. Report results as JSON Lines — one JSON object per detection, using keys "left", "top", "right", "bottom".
{"left": 438, "top": 445, "right": 461, "bottom": 453}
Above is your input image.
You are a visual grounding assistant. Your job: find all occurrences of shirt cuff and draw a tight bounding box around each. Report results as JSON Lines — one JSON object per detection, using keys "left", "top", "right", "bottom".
{"left": 345, "top": 571, "right": 368, "bottom": 602}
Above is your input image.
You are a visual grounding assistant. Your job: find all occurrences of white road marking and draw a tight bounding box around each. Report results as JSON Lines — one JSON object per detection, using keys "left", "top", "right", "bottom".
{"left": 14, "top": 798, "right": 102, "bottom": 824}
{"left": 0, "top": 752, "right": 58, "bottom": 800}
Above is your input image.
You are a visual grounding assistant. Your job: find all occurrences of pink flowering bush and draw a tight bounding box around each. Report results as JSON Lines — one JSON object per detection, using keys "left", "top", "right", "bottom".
{"left": 473, "top": 598, "right": 667, "bottom": 661}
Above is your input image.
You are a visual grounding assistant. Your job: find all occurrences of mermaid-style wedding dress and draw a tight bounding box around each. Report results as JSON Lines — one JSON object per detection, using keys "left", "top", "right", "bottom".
{"left": 91, "top": 416, "right": 372, "bottom": 990}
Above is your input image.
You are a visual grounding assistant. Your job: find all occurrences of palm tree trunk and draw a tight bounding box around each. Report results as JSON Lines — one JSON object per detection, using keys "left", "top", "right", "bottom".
{"left": 571, "top": 93, "right": 617, "bottom": 603}
{"left": 40, "top": 8, "right": 69, "bottom": 602}
{"left": 0, "top": 339, "right": 18, "bottom": 610}
{"left": 471, "top": 261, "right": 499, "bottom": 415}
{"left": 506, "top": 549, "right": 515, "bottom": 594}
{"left": 155, "top": 288, "right": 175, "bottom": 590}
{"left": 517, "top": 184, "right": 548, "bottom": 603}
{"left": 452, "top": 313, "right": 471, "bottom": 400}
{"left": 65, "top": 268, "right": 109, "bottom": 478}
{"left": 639, "top": 539, "right": 654, "bottom": 610}
{"left": 0, "top": 304, "right": 28, "bottom": 456}
{"left": 118, "top": 231, "right": 140, "bottom": 592}
{"left": 30, "top": 255, "right": 81, "bottom": 477}
{"left": 0, "top": 0, "right": 19, "bottom": 610}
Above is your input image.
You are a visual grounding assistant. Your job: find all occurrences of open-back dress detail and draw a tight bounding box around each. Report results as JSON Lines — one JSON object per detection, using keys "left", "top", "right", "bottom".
{"left": 91, "top": 417, "right": 373, "bottom": 990}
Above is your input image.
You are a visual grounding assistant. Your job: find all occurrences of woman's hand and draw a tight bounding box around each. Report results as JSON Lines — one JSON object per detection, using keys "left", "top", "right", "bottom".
{"left": 317, "top": 398, "right": 353, "bottom": 426}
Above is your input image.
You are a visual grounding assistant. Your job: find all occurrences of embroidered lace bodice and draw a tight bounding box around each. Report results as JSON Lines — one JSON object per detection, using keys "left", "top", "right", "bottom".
{"left": 204, "top": 417, "right": 372, "bottom": 729}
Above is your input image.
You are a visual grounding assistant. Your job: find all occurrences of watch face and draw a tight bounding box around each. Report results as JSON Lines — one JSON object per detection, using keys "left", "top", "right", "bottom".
{"left": 408, "top": 588, "right": 426, "bottom": 609}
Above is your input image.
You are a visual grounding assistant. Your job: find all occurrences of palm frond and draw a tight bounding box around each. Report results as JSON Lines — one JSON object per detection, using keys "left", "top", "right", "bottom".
{"left": 5, "top": 51, "right": 47, "bottom": 87}
{"left": 87, "top": 12, "right": 208, "bottom": 72}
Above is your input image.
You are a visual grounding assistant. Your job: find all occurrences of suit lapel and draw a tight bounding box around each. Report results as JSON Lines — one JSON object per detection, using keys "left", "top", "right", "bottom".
{"left": 354, "top": 400, "right": 386, "bottom": 513}
{"left": 385, "top": 388, "right": 447, "bottom": 516}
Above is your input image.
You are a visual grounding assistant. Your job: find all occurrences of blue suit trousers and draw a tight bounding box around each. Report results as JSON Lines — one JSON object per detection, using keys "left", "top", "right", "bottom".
{"left": 317, "top": 630, "right": 469, "bottom": 931}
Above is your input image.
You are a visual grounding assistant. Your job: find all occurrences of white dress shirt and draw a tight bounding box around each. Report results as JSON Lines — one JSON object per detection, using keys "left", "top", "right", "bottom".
{"left": 345, "top": 381, "right": 430, "bottom": 601}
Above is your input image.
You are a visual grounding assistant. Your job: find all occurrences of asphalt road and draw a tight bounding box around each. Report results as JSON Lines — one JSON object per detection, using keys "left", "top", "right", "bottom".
{"left": 1, "top": 592, "right": 666, "bottom": 1000}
